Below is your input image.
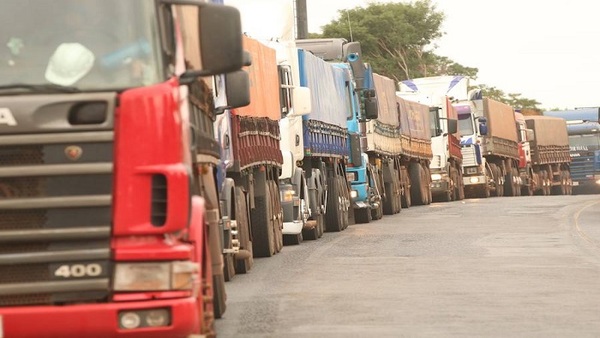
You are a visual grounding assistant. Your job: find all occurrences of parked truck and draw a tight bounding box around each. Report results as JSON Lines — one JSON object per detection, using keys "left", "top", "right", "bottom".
{"left": 359, "top": 72, "right": 433, "bottom": 211}
{"left": 227, "top": 0, "right": 320, "bottom": 244}
{"left": 0, "top": 1, "right": 244, "bottom": 336}
{"left": 216, "top": 35, "right": 286, "bottom": 261}
{"left": 293, "top": 47, "right": 353, "bottom": 232}
{"left": 519, "top": 115, "right": 572, "bottom": 195}
{"left": 398, "top": 76, "right": 466, "bottom": 202}
{"left": 455, "top": 92, "right": 521, "bottom": 198}
{"left": 543, "top": 108, "right": 600, "bottom": 193}
{"left": 295, "top": 38, "right": 380, "bottom": 224}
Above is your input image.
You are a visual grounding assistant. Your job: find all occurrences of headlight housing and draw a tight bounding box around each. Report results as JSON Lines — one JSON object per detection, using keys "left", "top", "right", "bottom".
{"left": 113, "top": 261, "right": 198, "bottom": 291}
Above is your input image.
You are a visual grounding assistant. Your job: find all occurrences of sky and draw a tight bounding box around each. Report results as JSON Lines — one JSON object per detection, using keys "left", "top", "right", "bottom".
{"left": 304, "top": 0, "right": 600, "bottom": 110}
{"left": 224, "top": 0, "right": 600, "bottom": 110}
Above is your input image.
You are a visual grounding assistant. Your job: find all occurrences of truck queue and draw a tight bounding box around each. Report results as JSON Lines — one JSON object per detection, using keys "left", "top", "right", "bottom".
{"left": 0, "top": 1, "right": 596, "bottom": 337}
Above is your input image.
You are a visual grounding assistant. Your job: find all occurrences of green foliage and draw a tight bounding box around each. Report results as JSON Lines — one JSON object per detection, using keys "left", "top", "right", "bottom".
{"left": 473, "top": 84, "right": 541, "bottom": 110}
{"left": 317, "top": 0, "right": 541, "bottom": 109}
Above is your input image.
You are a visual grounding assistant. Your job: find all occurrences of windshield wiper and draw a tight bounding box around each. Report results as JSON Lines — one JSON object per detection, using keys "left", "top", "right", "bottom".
{"left": 0, "top": 83, "right": 80, "bottom": 93}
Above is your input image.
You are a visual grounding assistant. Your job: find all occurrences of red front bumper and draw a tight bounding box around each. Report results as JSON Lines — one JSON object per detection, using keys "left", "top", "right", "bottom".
{"left": 0, "top": 297, "right": 199, "bottom": 338}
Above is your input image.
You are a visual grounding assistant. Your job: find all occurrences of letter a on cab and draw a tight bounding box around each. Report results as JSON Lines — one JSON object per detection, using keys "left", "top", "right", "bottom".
{"left": 0, "top": 108, "right": 17, "bottom": 126}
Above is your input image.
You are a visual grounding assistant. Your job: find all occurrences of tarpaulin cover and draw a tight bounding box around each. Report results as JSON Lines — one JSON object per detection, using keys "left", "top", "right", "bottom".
{"left": 397, "top": 96, "right": 431, "bottom": 141}
{"left": 525, "top": 116, "right": 569, "bottom": 147}
{"left": 297, "top": 48, "right": 349, "bottom": 128}
{"left": 234, "top": 36, "right": 281, "bottom": 121}
{"left": 373, "top": 73, "right": 399, "bottom": 127}
{"left": 483, "top": 98, "right": 518, "bottom": 143}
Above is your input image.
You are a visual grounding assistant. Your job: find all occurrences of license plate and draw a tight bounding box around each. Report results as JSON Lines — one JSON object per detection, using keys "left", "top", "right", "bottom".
{"left": 573, "top": 182, "right": 579, "bottom": 186}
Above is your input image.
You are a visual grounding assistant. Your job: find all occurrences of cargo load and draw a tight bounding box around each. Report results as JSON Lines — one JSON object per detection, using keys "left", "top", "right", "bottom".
{"left": 524, "top": 116, "right": 570, "bottom": 165}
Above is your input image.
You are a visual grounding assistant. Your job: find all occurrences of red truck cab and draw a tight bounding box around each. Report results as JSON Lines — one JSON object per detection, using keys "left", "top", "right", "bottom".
{"left": 0, "top": 1, "right": 243, "bottom": 337}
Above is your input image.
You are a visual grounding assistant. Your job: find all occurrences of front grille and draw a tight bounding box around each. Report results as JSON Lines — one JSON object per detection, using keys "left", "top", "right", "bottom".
{"left": 0, "top": 132, "right": 113, "bottom": 307}
{"left": 571, "top": 155, "right": 595, "bottom": 181}
{"left": 461, "top": 145, "right": 478, "bottom": 167}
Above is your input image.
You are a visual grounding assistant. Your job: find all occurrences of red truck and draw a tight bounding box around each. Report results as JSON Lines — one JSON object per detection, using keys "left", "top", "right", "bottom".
{"left": 0, "top": 1, "right": 244, "bottom": 337}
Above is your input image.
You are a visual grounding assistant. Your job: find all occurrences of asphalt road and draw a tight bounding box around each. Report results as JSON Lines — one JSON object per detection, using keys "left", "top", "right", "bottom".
{"left": 215, "top": 194, "right": 600, "bottom": 337}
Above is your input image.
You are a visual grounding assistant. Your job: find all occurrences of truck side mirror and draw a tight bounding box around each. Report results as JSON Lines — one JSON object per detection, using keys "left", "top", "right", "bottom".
{"left": 222, "top": 70, "right": 250, "bottom": 110}
{"left": 526, "top": 129, "right": 535, "bottom": 142}
{"left": 363, "top": 89, "right": 378, "bottom": 120}
{"left": 180, "top": 3, "right": 244, "bottom": 80}
{"left": 447, "top": 119, "right": 458, "bottom": 134}
{"left": 291, "top": 86, "right": 311, "bottom": 116}
{"left": 478, "top": 117, "right": 488, "bottom": 136}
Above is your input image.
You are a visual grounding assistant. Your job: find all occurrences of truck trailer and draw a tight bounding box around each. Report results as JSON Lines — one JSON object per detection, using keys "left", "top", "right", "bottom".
{"left": 521, "top": 115, "right": 572, "bottom": 195}
{"left": 364, "top": 74, "right": 433, "bottom": 211}
{"left": 0, "top": 1, "right": 244, "bottom": 336}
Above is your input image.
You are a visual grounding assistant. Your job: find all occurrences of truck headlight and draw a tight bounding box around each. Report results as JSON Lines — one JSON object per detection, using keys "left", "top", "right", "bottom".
{"left": 114, "top": 261, "right": 198, "bottom": 291}
{"left": 281, "top": 189, "right": 295, "bottom": 202}
{"left": 350, "top": 190, "right": 358, "bottom": 199}
{"left": 431, "top": 173, "right": 442, "bottom": 181}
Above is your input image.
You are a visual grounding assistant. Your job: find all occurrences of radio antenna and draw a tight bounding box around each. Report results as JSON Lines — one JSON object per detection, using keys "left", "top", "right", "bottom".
{"left": 346, "top": 9, "right": 353, "bottom": 42}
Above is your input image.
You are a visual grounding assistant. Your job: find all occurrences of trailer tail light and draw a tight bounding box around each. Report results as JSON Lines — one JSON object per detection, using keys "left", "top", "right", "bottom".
{"left": 119, "top": 308, "right": 171, "bottom": 330}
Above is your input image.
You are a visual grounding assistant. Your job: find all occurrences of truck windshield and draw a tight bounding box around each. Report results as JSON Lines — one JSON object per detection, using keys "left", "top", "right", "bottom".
{"left": 0, "top": 0, "right": 163, "bottom": 92}
{"left": 454, "top": 104, "right": 474, "bottom": 136}
{"left": 569, "top": 135, "right": 600, "bottom": 151}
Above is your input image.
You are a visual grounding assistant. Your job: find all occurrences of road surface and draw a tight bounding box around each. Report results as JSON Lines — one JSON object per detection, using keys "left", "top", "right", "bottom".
{"left": 216, "top": 194, "right": 600, "bottom": 337}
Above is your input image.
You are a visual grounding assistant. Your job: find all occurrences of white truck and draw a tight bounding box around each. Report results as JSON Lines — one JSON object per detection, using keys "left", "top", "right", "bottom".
{"left": 398, "top": 76, "right": 467, "bottom": 201}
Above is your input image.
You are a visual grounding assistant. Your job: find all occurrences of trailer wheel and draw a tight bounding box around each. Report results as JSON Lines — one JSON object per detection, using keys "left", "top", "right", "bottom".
{"left": 504, "top": 167, "right": 515, "bottom": 196}
{"left": 457, "top": 173, "right": 465, "bottom": 200}
{"left": 424, "top": 166, "right": 432, "bottom": 205}
{"left": 339, "top": 176, "right": 350, "bottom": 230}
{"left": 250, "top": 181, "right": 275, "bottom": 257}
{"left": 325, "top": 175, "right": 344, "bottom": 232}
{"left": 267, "top": 180, "right": 283, "bottom": 253}
{"left": 409, "top": 163, "right": 425, "bottom": 205}
{"left": 565, "top": 171, "right": 573, "bottom": 195}
{"left": 233, "top": 188, "right": 253, "bottom": 274}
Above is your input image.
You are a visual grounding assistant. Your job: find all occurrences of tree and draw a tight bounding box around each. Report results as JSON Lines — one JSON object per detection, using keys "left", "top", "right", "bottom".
{"left": 473, "top": 84, "right": 541, "bottom": 110}
{"left": 320, "top": 1, "right": 473, "bottom": 81}
{"left": 316, "top": 1, "right": 542, "bottom": 108}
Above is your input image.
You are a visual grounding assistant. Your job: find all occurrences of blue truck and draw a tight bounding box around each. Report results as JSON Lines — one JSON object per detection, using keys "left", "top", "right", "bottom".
{"left": 543, "top": 108, "right": 600, "bottom": 193}
{"left": 295, "top": 38, "right": 381, "bottom": 224}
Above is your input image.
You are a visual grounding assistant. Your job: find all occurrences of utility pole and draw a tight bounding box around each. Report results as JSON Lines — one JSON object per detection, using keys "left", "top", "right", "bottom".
{"left": 296, "top": 0, "right": 308, "bottom": 39}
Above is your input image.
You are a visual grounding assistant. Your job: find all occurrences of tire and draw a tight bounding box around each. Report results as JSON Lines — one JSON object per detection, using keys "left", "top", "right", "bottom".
{"left": 382, "top": 182, "right": 394, "bottom": 215}
{"left": 222, "top": 254, "right": 235, "bottom": 282}
{"left": 424, "top": 167, "right": 432, "bottom": 205}
{"left": 233, "top": 188, "right": 253, "bottom": 274}
{"left": 325, "top": 175, "right": 344, "bottom": 232}
{"left": 491, "top": 164, "right": 503, "bottom": 197}
{"left": 212, "top": 274, "right": 226, "bottom": 320}
{"left": 409, "top": 163, "right": 425, "bottom": 205}
{"left": 338, "top": 176, "right": 350, "bottom": 230}
{"left": 269, "top": 180, "right": 283, "bottom": 253}
{"left": 504, "top": 167, "right": 515, "bottom": 196}
{"left": 250, "top": 180, "right": 275, "bottom": 257}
